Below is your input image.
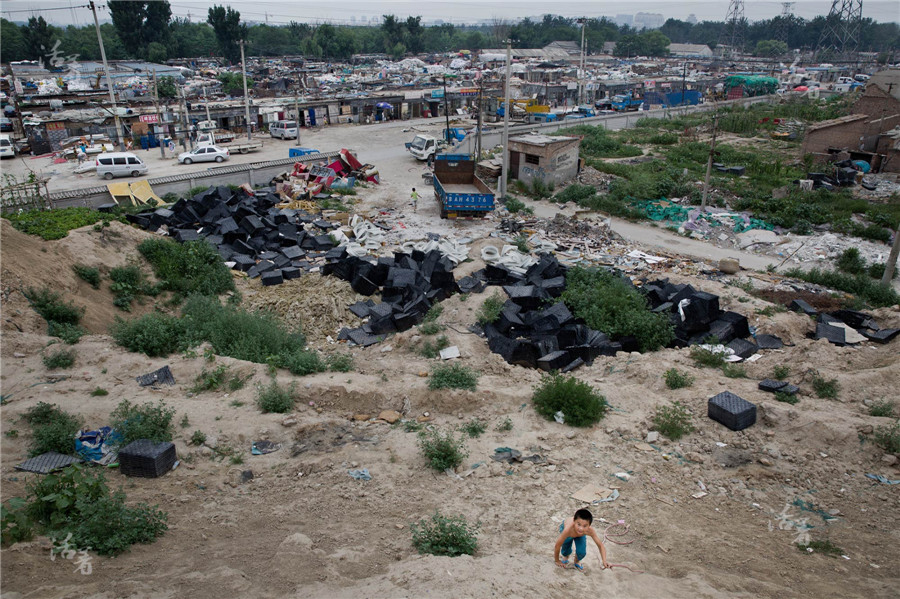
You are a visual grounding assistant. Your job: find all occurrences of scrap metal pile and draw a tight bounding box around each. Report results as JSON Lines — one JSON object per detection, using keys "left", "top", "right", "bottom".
{"left": 271, "top": 149, "right": 378, "bottom": 205}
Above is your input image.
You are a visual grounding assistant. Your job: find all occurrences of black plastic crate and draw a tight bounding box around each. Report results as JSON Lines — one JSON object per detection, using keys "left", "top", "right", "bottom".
{"left": 708, "top": 391, "right": 756, "bottom": 431}
{"left": 119, "top": 440, "right": 177, "bottom": 478}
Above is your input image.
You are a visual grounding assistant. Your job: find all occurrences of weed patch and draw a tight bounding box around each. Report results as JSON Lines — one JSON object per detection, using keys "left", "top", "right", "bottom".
{"left": 429, "top": 364, "right": 479, "bottom": 391}
{"left": 532, "top": 374, "right": 608, "bottom": 427}
{"left": 190, "top": 364, "right": 250, "bottom": 393}
{"left": 772, "top": 365, "right": 791, "bottom": 380}
{"left": 810, "top": 371, "right": 839, "bottom": 399}
{"left": 326, "top": 353, "right": 354, "bottom": 372}
{"left": 868, "top": 400, "right": 895, "bottom": 418}
{"left": 420, "top": 335, "right": 450, "bottom": 359}
{"left": 42, "top": 347, "right": 77, "bottom": 370}
{"left": 504, "top": 196, "right": 533, "bottom": 214}
{"left": 72, "top": 265, "right": 101, "bottom": 289}
{"left": 460, "top": 418, "right": 486, "bottom": 438}
{"left": 664, "top": 368, "right": 694, "bottom": 389}
{"left": 418, "top": 429, "right": 468, "bottom": 471}
{"left": 257, "top": 379, "right": 295, "bottom": 414}
{"left": 137, "top": 239, "right": 235, "bottom": 299}
{"left": 721, "top": 363, "right": 747, "bottom": 378}
{"left": 563, "top": 267, "right": 673, "bottom": 352}
{"left": 23, "top": 402, "right": 81, "bottom": 457}
{"left": 89, "top": 387, "right": 109, "bottom": 397}
{"left": 783, "top": 267, "right": 900, "bottom": 308}
{"left": 411, "top": 512, "right": 479, "bottom": 557}
{"left": 797, "top": 539, "right": 844, "bottom": 556}
{"left": 873, "top": 422, "right": 900, "bottom": 453}
{"left": 476, "top": 293, "right": 505, "bottom": 326}
{"left": 774, "top": 391, "right": 800, "bottom": 405}
{"left": 690, "top": 347, "right": 726, "bottom": 368}
{"left": 24, "top": 287, "right": 86, "bottom": 343}
{"left": 652, "top": 401, "right": 694, "bottom": 441}
{"left": 110, "top": 400, "right": 175, "bottom": 446}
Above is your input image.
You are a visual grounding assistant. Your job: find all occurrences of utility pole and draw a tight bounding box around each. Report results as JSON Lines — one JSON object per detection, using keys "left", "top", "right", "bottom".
{"left": 203, "top": 87, "right": 212, "bottom": 122}
{"left": 151, "top": 69, "right": 165, "bottom": 158}
{"left": 476, "top": 79, "right": 483, "bottom": 160}
{"left": 89, "top": 0, "right": 123, "bottom": 150}
{"left": 294, "top": 84, "right": 301, "bottom": 146}
{"left": 499, "top": 39, "right": 512, "bottom": 199}
{"left": 681, "top": 62, "right": 687, "bottom": 106}
{"left": 701, "top": 112, "right": 719, "bottom": 208}
{"left": 578, "top": 18, "right": 586, "bottom": 106}
{"left": 442, "top": 75, "right": 452, "bottom": 144}
{"left": 239, "top": 39, "right": 252, "bottom": 142}
{"left": 179, "top": 84, "right": 190, "bottom": 149}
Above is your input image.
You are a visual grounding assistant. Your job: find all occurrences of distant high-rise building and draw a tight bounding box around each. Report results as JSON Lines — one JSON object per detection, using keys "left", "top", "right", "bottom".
{"left": 614, "top": 14, "right": 634, "bottom": 27}
{"left": 687, "top": 14, "right": 698, "bottom": 24}
{"left": 634, "top": 12, "right": 665, "bottom": 30}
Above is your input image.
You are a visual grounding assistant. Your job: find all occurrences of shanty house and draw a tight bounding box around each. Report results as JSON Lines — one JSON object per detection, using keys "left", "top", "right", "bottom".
{"left": 507, "top": 134, "right": 580, "bottom": 186}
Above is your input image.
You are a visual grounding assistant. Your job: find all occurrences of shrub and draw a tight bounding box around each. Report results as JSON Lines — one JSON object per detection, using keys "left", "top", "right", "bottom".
{"left": 772, "top": 365, "right": 791, "bottom": 380}
{"left": 562, "top": 268, "right": 673, "bottom": 352}
{"left": 257, "top": 379, "right": 295, "bottom": 413}
{"left": 429, "top": 364, "right": 479, "bottom": 391}
{"left": 513, "top": 234, "right": 530, "bottom": 254}
{"left": 417, "top": 429, "right": 468, "bottom": 471}
{"left": 137, "top": 239, "right": 235, "bottom": 299}
{"left": 504, "top": 196, "right": 533, "bottom": 214}
{"left": 90, "top": 387, "right": 109, "bottom": 397}
{"left": 721, "top": 363, "right": 747, "bottom": 378}
{"left": 476, "top": 293, "right": 505, "bottom": 326}
{"left": 532, "top": 373, "right": 609, "bottom": 427}
{"left": 810, "top": 371, "right": 839, "bottom": 399}
{"left": 868, "top": 400, "right": 895, "bottom": 418}
{"left": 326, "top": 353, "right": 354, "bottom": 372}
{"left": 24, "top": 403, "right": 82, "bottom": 457}
{"left": 190, "top": 430, "right": 207, "bottom": 446}
{"left": 1, "top": 498, "right": 34, "bottom": 546}
{"left": 109, "top": 400, "right": 175, "bottom": 446}
{"left": 23, "top": 464, "right": 167, "bottom": 556}
{"left": 774, "top": 391, "right": 799, "bottom": 405}
{"left": 496, "top": 417, "right": 513, "bottom": 432}
{"left": 411, "top": 512, "right": 479, "bottom": 557}
{"left": 47, "top": 321, "right": 87, "bottom": 344}
{"left": 109, "top": 264, "right": 156, "bottom": 311}
{"left": 43, "top": 347, "right": 77, "bottom": 370}
{"left": 419, "top": 321, "right": 443, "bottom": 336}
{"left": 690, "top": 347, "right": 726, "bottom": 368}
{"left": 873, "top": 422, "right": 900, "bottom": 453}
{"left": 23, "top": 287, "right": 84, "bottom": 325}
{"left": 460, "top": 418, "right": 486, "bottom": 438}
{"left": 181, "top": 295, "right": 306, "bottom": 364}
{"left": 72, "top": 265, "right": 101, "bottom": 289}
{"left": 110, "top": 313, "right": 187, "bottom": 357}
{"left": 835, "top": 248, "right": 866, "bottom": 275}
{"left": 664, "top": 368, "right": 694, "bottom": 389}
{"left": 190, "top": 364, "right": 249, "bottom": 393}
{"left": 279, "top": 348, "right": 326, "bottom": 376}
{"left": 652, "top": 401, "right": 694, "bottom": 441}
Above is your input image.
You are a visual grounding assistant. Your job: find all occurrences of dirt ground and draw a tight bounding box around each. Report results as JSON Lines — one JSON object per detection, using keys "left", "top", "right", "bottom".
{"left": 2, "top": 112, "right": 900, "bottom": 597}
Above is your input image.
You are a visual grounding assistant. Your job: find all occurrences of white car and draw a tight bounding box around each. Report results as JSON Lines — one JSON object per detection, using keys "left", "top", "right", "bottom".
{"left": 178, "top": 145, "right": 230, "bottom": 165}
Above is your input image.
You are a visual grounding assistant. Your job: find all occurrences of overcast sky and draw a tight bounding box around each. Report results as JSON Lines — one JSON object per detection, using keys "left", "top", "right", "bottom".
{"left": 2, "top": 1, "right": 897, "bottom": 27}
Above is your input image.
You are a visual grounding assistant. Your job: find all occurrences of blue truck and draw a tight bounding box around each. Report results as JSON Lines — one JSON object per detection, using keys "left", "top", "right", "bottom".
{"left": 611, "top": 92, "right": 644, "bottom": 112}
{"left": 433, "top": 154, "right": 495, "bottom": 219}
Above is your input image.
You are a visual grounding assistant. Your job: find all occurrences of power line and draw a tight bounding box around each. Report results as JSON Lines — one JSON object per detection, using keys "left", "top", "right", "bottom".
{"left": 1, "top": 4, "right": 89, "bottom": 15}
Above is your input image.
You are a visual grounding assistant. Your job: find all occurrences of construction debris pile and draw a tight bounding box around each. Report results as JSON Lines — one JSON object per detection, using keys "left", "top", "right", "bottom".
{"left": 272, "top": 148, "right": 378, "bottom": 204}
{"left": 794, "top": 301, "right": 900, "bottom": 345}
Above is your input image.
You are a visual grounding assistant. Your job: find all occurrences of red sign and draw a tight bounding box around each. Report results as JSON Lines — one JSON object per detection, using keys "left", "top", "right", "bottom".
{"left": 139, "top": 114, "right": 159, "bottom": 123}
{"left": 458, "top": 88, "right": 479, "bottom": 96}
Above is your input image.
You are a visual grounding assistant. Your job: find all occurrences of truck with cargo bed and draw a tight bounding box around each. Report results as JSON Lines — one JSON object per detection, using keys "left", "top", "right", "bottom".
{"left": 433, "top": 154, "right": 495, "bottom": 219}
{"left": 195, "top": 132, "right": 261, "bottom": 154}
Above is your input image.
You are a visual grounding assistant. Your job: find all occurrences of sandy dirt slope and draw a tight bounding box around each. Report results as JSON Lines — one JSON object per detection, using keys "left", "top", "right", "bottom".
{"left": 1, "top": 202, "right": 899, "bottom": 598}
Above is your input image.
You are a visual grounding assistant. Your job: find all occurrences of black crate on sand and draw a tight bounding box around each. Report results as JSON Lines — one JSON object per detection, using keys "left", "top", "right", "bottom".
{"left": 708, "top": 391, "right": 756, "bottom": 431}
{"left": 119, "top": 439, "right": 177, "bottom": 478}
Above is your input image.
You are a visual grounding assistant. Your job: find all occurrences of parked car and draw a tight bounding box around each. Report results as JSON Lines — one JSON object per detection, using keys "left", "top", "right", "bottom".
{"left": 0, "top": 117, "right": 13, "bottom": 132}
{"left": 0, "top": 134, "right": 15, "bottom": 159}
{"left": 178, "top": 145, "right": 230, "bottom": 165}
{"left": 270, "top": 120, "right": 299, "bottom": 139}
{"left": 95, "top": 152, "right": 148, "bottom": 179}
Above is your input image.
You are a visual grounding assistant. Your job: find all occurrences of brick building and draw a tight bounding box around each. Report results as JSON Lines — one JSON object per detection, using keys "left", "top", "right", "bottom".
{"left": 801, "top": 69, "right": 900, "bottom": 172}
{"left": 507, "top": 134, "right": 581, "bottom": 186}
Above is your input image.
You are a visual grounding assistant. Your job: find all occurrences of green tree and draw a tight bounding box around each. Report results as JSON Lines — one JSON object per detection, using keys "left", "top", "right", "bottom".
{"left": 1, "top": 19, "right": 27, "bottom": 61}
{"left": 641, "top": 30, "right": 671, "bottom": 56}
{"left": 208, "top": 4, "right": 246, "bottom": 64}
{"left": 107, "top": 1, "right": 171, "bottom": 59}
{"left": 218, "top": 71, "right": 253, "bottom": 95}
{"left": 391, "top": 42, "right": 407, "bottom": 60}
{"left": 147, "top": 42, "right": 168, "bottom": 63}
{"left": 405, "top": 16, "right": 424, "bottom": 53}
{"left": 754, "top": 39, "right": 788, "bottom": 58}
{"left": 156, "top": 76, "right": 176, "bottom": 98}
{"left": 614, "top": 34, "right": 643, "bottom": 57}
{"left": 170, "top": 18, "right": 218, "bottom": 59}
{"left": 22, "top": 16, "right": 56, "bottom": 62}
{"left": 381, "top": 15, "right": 404, "bottom": 54}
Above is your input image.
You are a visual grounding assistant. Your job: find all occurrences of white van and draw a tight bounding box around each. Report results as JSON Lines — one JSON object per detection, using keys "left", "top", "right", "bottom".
{"left": 0, "top": 134, "right": 14, "bottom": 159}
{"left": 270, "top": 120, "right": 298, "bottom": 139}
{"left": 95, "top": 152, "right": 148, "bottom": 180}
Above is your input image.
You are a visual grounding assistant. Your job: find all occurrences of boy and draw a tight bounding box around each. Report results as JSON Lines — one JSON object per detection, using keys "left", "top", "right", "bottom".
{"left": 410, "top": 188, "right": 420, "bottom": 212}
{"left": 554, "top": 508, "right": 610, "bottom": 572}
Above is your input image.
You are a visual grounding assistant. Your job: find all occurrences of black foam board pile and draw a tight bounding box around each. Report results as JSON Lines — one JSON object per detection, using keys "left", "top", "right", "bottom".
{"left": 641, "top": 279, "right": 763, "bottom": 351}
{"left": 811, "top": 308, "right": 900, "bottom": 346}
{"left": 323, "top": 248, "right": 461, "bottom": 346}
{"left": 126, "top": 186, "right": 341, "bottom": 286}
{"left": 469, "top": 255, "right": 622, "bottom": 371}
